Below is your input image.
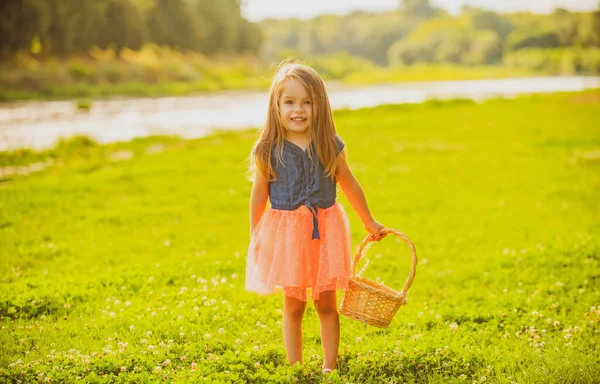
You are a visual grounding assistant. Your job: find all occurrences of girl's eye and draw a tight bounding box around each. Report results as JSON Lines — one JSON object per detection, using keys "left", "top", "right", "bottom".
{"left": 304, "top": 101, "right": 310, "bottom": 105}
{"left": 285, "top": 100, "right": 293, "bottom": 104}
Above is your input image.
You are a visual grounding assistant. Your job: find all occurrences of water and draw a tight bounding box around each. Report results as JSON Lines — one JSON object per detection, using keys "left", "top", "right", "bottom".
{"left": 1, "top": 76, "right": 599, "bottom": 151}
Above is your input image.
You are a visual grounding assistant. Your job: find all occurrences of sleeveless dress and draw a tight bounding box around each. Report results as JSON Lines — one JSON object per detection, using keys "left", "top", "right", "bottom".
{"left": 245, "top": 136, "right": 352, "bottom": 302}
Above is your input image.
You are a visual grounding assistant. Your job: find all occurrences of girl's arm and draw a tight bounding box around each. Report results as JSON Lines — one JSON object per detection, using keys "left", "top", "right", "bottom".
{"left": 249, "top": 170, "right": 270, "bottom": 235}
{"left": 336, "top": 150, "right": 386, "bottom": 240}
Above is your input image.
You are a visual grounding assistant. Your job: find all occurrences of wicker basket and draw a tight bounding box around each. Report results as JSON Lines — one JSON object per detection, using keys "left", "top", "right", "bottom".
{"left": 339, "top": 228, "right": 417, "bottom": 328}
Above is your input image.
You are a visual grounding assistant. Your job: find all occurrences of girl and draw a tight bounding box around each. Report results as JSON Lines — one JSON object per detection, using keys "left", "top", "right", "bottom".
{"left": 245, "top": 60, "right": 385, "bottom": 374}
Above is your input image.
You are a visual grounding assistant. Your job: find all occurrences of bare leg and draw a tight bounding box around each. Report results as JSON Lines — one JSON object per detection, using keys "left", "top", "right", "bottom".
{"left": 314, "top": 290, "right": 339, "bottom": 371}
{"left": 282, "top": 294, "right": 307, "bottom": 365}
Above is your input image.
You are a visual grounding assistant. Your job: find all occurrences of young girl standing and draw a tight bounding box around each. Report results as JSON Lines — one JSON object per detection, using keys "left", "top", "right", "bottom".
{"left": 245, "top": 60, "right": 385, "bottom": 374}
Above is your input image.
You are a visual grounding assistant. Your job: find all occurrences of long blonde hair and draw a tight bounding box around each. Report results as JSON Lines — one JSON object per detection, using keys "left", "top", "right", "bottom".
{"left": 251, "top": 59, "right": 340, "bottom": 181}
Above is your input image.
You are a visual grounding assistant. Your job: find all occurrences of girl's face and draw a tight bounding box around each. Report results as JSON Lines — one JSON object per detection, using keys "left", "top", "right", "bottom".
{"left": 279, "top": 78, "right": 312, "bottom": 137}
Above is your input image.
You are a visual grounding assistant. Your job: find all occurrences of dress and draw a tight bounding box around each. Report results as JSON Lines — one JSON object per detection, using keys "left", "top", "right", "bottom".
{"left": 245, "top": 136, "right": 352, "bottom": 301}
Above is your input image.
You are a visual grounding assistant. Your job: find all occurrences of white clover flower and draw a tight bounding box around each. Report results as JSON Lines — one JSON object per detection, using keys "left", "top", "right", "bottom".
{"left": 355, "top": 337, "right": 362, "bottom": 343}
{"left": 125, "top": 301, "right": 131, "bottom": 307}
{"left": 129, "top": 325, "right": 134, "bottom": 332}
{"left": 218, "top": 328, "right": 225, "bottom": 335}
{"left": 162, "top": 359, "right": 171, "bottom": 367}
{"left": 154, "top": 366, "right": 161, "bottom": 374}
{"left": 109, "top": 312, "right": 115, "bottom": 318}
{"left": 254, "top": 362, "right": 260, "bottom": 369}
{"left": 204, "top": 334, "right": 211, "bottom": 339}
{"left": 120, "top": 366, "right": 127, "bottom": 372}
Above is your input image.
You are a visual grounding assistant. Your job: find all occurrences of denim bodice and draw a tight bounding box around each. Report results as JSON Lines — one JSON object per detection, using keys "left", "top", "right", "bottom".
{"left": 269, "top": 136, "right": 345, "bottom": 240}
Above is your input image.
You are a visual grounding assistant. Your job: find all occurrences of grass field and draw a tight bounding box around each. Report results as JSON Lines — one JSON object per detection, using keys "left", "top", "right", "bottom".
{"left": 1, "top": 91, "right": 599, "bottom": 383}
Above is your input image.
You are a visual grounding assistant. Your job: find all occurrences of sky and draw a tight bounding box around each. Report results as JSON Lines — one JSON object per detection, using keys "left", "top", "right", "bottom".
{"left": 242, "top": 0, "right": 599, "bottom": 21}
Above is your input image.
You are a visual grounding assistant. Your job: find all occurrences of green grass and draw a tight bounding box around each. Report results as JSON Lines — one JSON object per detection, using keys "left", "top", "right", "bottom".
{"left": 1, "top": 91, "right": 599, "bottom": 383}
{"left": 0, "top": 49, "right": 549, "bottom": 102}
{"left": 343, "top": 64, "right": 545, "bottom": 85}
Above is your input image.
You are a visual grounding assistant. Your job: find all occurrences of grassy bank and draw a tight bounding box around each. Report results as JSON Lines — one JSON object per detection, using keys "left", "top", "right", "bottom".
{"left": 1, "top": 91, "right": 599, "bottom": 383}
{"left": 0, "top": 47, "right": 271, "bottom": 102}
{"left": 342, "top": 64, "right": 544, "bottom": 85}
{"left": 0, "top": 48, "right": 550, "bottom": 102}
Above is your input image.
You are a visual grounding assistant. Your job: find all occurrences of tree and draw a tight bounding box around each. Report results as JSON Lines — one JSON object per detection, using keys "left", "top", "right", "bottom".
{"left": 194, "top": 0, "right": 241, "bottom": 54}
{"left": 236, "top": 19, "right": 263, "bottom": 54}
{"left": 0, "top": 0, "right": 49, "bottom": 53}
{"left": 102, "top": 0, "right": 144, "bottom": 58}
{"left": 399, "top": 0, "right": 436, "bottom": 18}
{"left": 147, "top": 0, "right": 201, "bottom": 50}
{"left": 472, "top": 11, "right": 513, "bottom": 40}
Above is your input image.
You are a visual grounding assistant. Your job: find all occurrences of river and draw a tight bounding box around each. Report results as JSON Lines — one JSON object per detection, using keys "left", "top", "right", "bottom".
{"left": 1, "top": 76, "right": 599, "bottom": 151}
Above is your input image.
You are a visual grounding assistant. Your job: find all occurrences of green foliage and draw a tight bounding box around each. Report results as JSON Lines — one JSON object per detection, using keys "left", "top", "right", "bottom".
{"left": 506, "top": 28, "right": 561, "bottom": 51}
{"left": 472, "top": 11, "right": 514, "bottom": 40}
{"left": 260, "top": 12, "right": 416, "bottom": 66}
{"left": 504, "top": 48, "right": 600, "bottom": 74}
{"left": 400, "top": 0, "right": 438, "bottom": 19}
{"left": 262, "top": 7, "right": 600, "bottom": 70}
{"left": 102, "top": 0, "right": 144, "bottom": 56}
{"left": 1, "top": 91, "right": 600, "bottom": 382}
{"left": 75, "top": 99, "right": 92, "bottom": 111}
{"left": 0, "top": 0, "right": 49, "bottom": 53}
{"left": 0, "top": 49, "right": 273, "bottom": 101}
{"left": 0, "top": 0, "right": 262, "bottom": 57}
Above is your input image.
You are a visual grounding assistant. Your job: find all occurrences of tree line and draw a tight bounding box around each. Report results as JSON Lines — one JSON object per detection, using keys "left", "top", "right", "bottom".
{"left": 261, "top": 0, "right": 600, "bottom": 68}
{"left": 0, "top": 0, "right": 263, "bottom": 57}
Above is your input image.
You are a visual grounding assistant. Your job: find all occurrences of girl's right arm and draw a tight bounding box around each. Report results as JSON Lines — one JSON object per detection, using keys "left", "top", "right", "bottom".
{"left": 249, "top": 170, "right": 270, "bottom": 235}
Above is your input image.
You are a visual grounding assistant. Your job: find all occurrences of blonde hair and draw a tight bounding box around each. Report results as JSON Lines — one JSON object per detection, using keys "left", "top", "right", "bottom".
{"left": 250, "top": 59, "right": 340, "bottom": 181}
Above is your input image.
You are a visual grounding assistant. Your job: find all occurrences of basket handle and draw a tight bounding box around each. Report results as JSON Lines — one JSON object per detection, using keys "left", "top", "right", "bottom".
{"left": 351, "top": 228, "right": 418, "bottom": 297}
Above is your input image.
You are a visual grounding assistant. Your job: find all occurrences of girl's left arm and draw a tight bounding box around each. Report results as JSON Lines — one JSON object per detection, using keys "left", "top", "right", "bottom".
{"left": 336, "top": 150, "right": 386, "bottom": 240}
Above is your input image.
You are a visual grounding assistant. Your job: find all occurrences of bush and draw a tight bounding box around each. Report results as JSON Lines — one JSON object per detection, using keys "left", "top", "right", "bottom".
{"left": 68, "top": 60, "right": 98, "bottom": 82}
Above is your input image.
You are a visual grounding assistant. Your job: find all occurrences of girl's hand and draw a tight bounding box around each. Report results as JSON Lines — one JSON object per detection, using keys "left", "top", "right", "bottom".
{"left": 365, "top": 220, "right": 386, "bottom": 241}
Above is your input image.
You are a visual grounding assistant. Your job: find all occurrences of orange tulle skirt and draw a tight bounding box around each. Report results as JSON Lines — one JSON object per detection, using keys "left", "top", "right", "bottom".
{"left": 245, "top": 202, "right": 352, "bottom": 302}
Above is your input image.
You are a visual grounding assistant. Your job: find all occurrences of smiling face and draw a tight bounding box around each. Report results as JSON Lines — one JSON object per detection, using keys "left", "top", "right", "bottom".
{"left": 278, "top": 78, "right": 313, "bottom": 137}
